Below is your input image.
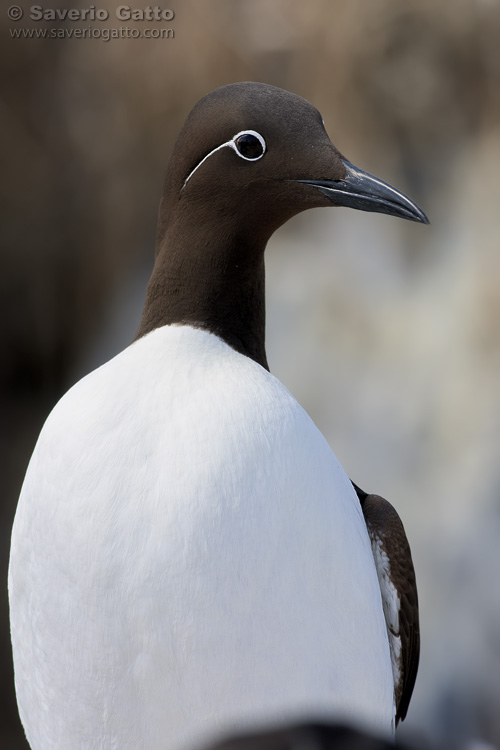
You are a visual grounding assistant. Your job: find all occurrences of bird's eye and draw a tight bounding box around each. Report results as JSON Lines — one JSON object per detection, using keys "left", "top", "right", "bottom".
{"left": 233, "top": 131, "right": 266, "bottom": 161}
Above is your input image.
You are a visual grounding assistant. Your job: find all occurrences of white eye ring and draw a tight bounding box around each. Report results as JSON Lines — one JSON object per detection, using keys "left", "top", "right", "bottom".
{"left": 183, "top": 129, "right": 266, "bottom": 188}
{"left": 231, "top": 130, "right": 266, "bottom": 161}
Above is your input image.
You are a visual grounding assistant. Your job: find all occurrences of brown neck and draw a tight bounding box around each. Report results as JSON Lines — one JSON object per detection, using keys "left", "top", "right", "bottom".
{"left": 135, "top": 216, "right": 269, "bottom": 370}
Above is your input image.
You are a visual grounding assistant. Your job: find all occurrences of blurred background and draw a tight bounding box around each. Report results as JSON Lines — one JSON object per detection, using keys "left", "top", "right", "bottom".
{"left": 2, "top": 0, "right": 500, "bottom": 747}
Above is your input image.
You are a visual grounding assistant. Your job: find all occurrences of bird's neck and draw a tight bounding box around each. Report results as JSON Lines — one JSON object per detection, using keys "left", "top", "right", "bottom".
{"left": 135, "top": 217, "right": 269, "bottom": 370}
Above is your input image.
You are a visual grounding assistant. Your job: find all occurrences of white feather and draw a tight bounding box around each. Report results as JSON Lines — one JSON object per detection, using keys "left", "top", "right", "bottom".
{"left": 371, "top": 536, "right": 402, "bottom": 691}
{"left": 9, "top": 325, "right": 394, "bottom": 750}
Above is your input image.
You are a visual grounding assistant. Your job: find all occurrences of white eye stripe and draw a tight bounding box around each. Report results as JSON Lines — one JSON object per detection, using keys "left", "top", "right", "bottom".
{"left": 183, "top": 129, "right": 266, "bottom": 189}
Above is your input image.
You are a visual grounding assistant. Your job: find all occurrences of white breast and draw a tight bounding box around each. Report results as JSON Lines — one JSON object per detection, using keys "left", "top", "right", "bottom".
{"left": 9, "top": 325, "right": 394, "bottom": 750}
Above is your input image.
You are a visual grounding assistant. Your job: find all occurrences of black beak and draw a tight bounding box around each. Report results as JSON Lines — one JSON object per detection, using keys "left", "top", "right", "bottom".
{"left": 299, "top": 159, "right": 429, "bottom": 224}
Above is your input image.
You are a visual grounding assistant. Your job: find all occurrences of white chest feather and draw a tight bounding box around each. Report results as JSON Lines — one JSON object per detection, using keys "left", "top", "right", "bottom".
{"left": 9, "top": 326, "right": 394, "bottom": 750}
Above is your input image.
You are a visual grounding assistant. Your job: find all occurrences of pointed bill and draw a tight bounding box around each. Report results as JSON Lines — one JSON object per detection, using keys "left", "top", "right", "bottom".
{"left": 298, "top": 159, "right": 429, "bottom": 224}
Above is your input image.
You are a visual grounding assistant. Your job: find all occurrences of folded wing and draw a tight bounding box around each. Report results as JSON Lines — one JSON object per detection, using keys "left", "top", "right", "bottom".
{"left": 352, "top": 483, "right": 420, "bottom": 725}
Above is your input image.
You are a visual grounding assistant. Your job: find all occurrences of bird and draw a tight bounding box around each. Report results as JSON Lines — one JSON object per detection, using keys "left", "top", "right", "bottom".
{"left": 9, "top": 82, "right": 424, "bottom": 750}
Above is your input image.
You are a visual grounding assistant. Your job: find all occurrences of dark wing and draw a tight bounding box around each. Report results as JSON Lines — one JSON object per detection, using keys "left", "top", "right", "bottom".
{"left": 352, "top": 482, "right": 420, "bottom": 725}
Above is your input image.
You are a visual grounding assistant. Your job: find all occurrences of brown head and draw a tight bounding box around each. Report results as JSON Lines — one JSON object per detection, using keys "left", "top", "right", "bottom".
{"left": 137, "top": 83, "right": 428, "bottom": 368}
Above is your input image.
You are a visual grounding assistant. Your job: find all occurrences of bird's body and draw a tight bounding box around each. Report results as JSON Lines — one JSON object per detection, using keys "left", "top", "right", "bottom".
{"left": 9, "top": 82, "right": 423, "bottom": 750}
{"left": 10, "top": 325, "right": 394, "bottom": 749}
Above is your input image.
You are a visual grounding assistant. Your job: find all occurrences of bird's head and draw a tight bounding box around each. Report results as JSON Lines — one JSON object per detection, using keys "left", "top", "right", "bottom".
{"left": 158, "top": 82, "right": 428, "bottom": 247}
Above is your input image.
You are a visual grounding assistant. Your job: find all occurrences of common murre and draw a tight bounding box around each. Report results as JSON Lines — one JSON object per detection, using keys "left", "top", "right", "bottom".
{"left": 9, "top": 82, "right": 423, "bottom": 750}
